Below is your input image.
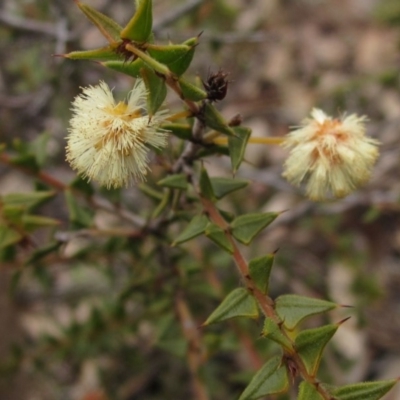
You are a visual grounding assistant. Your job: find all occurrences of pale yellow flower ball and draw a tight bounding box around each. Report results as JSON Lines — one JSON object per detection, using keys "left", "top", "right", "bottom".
{"left": 66, "top": 80, "right": 169, "bottom": 189}
{"left": 282, "top": 108, "right": 379, "bottom": 201}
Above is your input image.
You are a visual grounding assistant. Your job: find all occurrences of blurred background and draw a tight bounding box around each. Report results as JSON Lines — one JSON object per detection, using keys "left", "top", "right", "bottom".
{"left": 1, "top": 0, "right": 400, "bottom": 399}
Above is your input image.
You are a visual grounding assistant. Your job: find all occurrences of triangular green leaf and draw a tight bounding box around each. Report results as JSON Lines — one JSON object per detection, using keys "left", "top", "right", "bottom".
{"left": 295, "top": 324, "right": 338, "bottom": 377}
{"left": 120, "top": 0, "right": 152, "bottom": 43}
{"left": 147, "top": 39, "right": 197, "bottom": 76}
{"left": 103, "top": 59, "right": 145, "bottom": 78}
{"left": 238, "top": 356, "right": 289, "bottom": 400}
{"left": 210, "top": 177, "right": 248, "bottom": 199}
{"left": 65, "top": 190, "right": 94, "bottom": 229}
{"left": 76, "top": 2, "right": 122, "bottom": 43}
{"left": 199, "top": 167, "right": 216, "bottom": 201}
{"left": 231, "top": 212, "right": 279, "bottom": 245}
{"left": 332, "top": 380, "right": 398, "bottom": 400}
{"left": 140, "top": 67, "right": 167, "bottom": 116}
{"left": 298, "top": 382, "right": 325, "bottom": 400}
{"left": 275, "top": 294, "right": 338, "bottom": 331}
{"left": 2, "top": 191, "right": 55, "bottom": 210}
{"left": 203, "top": 102, "right": 235, "bottom": 136}
{"left": 157, "top": 174, "right": 188, "bottom": 190}
{"left": 63, "top": 46, "right": 119, "bottom": 61}
{"left": 161, "top": 123, "right": 192, "bottom": 140}
{"left": 203, "top": 288, "right": 258, "bottom": 326}
{"left": 205, "top": 223, "right": 234, "bottom": 253}
{"left": 22, "top": 215, "right": 60, "bottom": 231}
{"left": 172, "top": 214, "right": 209, "bottom": 246}
{"left": 178, "top": 78, "right": 207, "bottom": 101}
{"left": 249, "top": 254, "right": 274, "bottom": 294}
{"left": 228, "top": 126, "right": 251, "bottom": 173}
{"left": 261, "top": 318, "right": 293, "bottom": 351}
{"left": 0, "top": 226, "right": 22, "bottom": 249}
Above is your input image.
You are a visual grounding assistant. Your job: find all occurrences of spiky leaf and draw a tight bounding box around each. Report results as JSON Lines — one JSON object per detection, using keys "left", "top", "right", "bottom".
{"left": 76, "top": 2, "right": 122, "bottom": 43}
{"left": 172, "top": 214, "right": 209, "bottom": 246}
{"left": 249, "top": 254, "right": 274, "bottom": 294}
{"left": 120, "top": 0, "right": 153, "bottom": 43}
{"left": 275, "top": 295, "right": 338, "bottom": 331}
{"left": 147, "top": 39, "right": 197, "bottom": 76}
{"left": 261, "top": 318, "right": 293, "bottom": 351}
{"left": 161, "top": 123, "right": 192, "bottom": 140}
{"left": 231, "top": 212, "right": 279, "bottom": 245}
{"left": 210, "top": 177, "right": 248, "bottom": 199}
{"left": 65, "top": 190, "right": 94, "bottom": 229}
{"left": 179, "top": 78, "right": 207, "bottom": 101}
{"left": 228, "top": 126, "right": 251, "bottom": 172}
{"left": 140, "top": 67, "right": 167, "bottom": 116}
{"left": 2, "top": 191, "right": 55, "bottom": 210}
{"left": 0, "top": 226, "right": 22, "bottom": 249}
{"left": 238, "top": 356, "right": 289, "bottom": 400}
{"left": 203, "top": 288, "right": 258, "bottom": 326}
{"left": 203, "top": 102, "right": 234, "bottom": 136}
{"left": 158, "top": 174, "right": 188, "bottom": 190}
{"left": 295, "top": 324, "right": 338, "bottom": 377}
{"left": 332, "top": 380, "right": 398, "bottom": 400}
{"left": 103, "top": 59, "right": 144, "bottom": 78}
{"left": 205, "top": 223, "right": 233, "bottom": 253}
{"left": 199, "top": 167, "right": 216, "bottom": 201}
{"left": 64, "top": 46, "right": 119, "bottom": 61}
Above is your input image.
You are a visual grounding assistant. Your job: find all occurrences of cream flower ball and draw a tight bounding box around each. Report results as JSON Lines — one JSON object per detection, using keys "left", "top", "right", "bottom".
{"left": 282, "top": 108, "right": 379, "bottom": 201}
{"left": 66, "top": 80, "right": 169, "bottom": 189}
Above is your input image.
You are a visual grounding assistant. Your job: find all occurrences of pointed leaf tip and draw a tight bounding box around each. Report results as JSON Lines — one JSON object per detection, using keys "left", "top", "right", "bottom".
{"left": 121, "top": 0, "right": 153, "bottom": 43}
{"left": 275, "top": 294, "right": 338, "bottom": 330}
{"left": 295, "top": 324, "right": 338, "bottom": 377}
{"left": 203, "top": 288, "right": 258, "bottom": 326}
{"left": 238, "top": 356, "right": 289, "bottom": 400}
{"left": 231, "top": 212, "right": 279, "bottom": 245}
{"left": 332, "top": 380, "right": 397, "bottom": 400}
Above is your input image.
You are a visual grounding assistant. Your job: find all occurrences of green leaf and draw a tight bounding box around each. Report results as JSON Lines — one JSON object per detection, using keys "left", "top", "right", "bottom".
{"left": 261, "top": 318, "right": 293, "bottom": 351}
{"left": 102, "top": 59, "right": 145, "bottom": 78}
{"left": 161, "top": 123, "right": 192, "bottom": 140}
{"left": 147, "top": 39, "right": 198, "bottom": 76}
{"left": 298, "top": 382, "right": 325, "bottom": 400}
{"left": 120, "top": 0, "right": 152, "bottom": 43}
{"left": 65, "top": 190, "right": 94, "bottom": 229}
{"left": 22, "top": 215, "right": 60, "bottom": 230}
{"left": 178, "top": 78, "right": 207, "bottom": 101}
{"left": 76, "top": 2, "right": 122, "bottom": 43}
{"left": 249, "top": 254, "right": 274, "bottom": 294}
{"left": 203, "top": 102, "right": 235, "bottom": 136}
{"left": 205, "top": 223, "right": 234, "bottom": 253}
{"left": 199, "top": 167, "right": 216, "bottom": 201}
{"left": 275, "top": 295, "right": 338, "bottom": 331}
{"left": 295, "top": 324, "right": 338, "bottom": 377}
{"left": 238, "top": 356, "right": 289, "bottom": 400}
{"left": 228, "top": 126, "right": 251, "bottom": 173}
{"left": 140, "top": 67, "right": 167, "bottom": 116}
{"left": 30, "top": 132, "right": 50, "bottom": 167}
{"left": 332, "top": 380, "right": 398, "bottom": 400}
{"left": 172, "top": 214, "right": 209, "bottom": 246}
{"left": 209, "top": 177, "right": 248, "bottom": 199}
{"left": 157, "top": 174, "right": 188, "bottom": 190}
{"left": 63, "top": 46, "right": 120, "bottom": 61}
{"left": 203, "top": 288, "right": 259, "bottom": 326}
{"left": 2, "top": 191, "right": 55, "bottom": 210}
{"left": 0, "top": 226, "right": 22, "bottom": 249}
{"left": 231, "top": 212, "right": 279, "bottom": 245}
